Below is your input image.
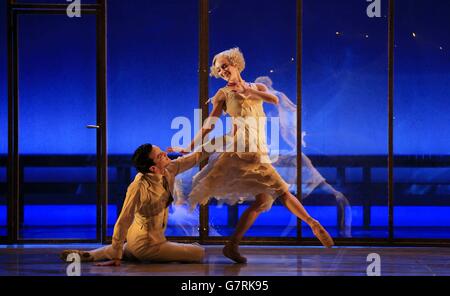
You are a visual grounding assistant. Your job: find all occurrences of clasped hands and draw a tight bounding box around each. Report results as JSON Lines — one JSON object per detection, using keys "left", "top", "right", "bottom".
{"left": 230, "top": 81, "right": 255, "bottom": 98}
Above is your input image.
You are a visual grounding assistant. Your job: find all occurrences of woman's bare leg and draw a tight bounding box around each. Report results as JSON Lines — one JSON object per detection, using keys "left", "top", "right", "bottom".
{"left": 278, "top": 191, "right": 313, "bottom": 223}
{"left": 278, "top": 191, "right": 334, "bottom": 247}
{"left": 224, "top": 193, "right": 271, "bottom": 263}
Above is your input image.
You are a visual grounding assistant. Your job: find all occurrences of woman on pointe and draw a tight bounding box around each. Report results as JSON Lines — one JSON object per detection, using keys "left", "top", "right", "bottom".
{"left": 170, "top": 48, "right": 334, "bottom": 263}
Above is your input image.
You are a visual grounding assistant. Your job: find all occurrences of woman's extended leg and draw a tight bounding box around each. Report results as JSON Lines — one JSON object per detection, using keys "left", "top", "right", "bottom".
{"left": 278, "top": 191, "right": 334, "bottom": 247}
{"left": 223, "top": 193, "right": 273, "bottom": 263}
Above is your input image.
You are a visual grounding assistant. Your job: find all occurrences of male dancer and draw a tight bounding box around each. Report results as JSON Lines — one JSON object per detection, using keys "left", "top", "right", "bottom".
{"left": 61, "top": 144, "right": 208, "bottom": 266}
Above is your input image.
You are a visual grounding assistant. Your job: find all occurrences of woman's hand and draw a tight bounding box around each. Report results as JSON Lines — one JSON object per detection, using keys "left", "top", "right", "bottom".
{"left": 167, "top": 147, "right": 189, "bottom": 154}
{"left": 95, "top": 259, "right": 121, "bottom": 267}
{"left": 242, "top": 82, "right": 279, "bottom": 104}
{"left": 231, "top": 82, "right": 253, "bottom": 97}
{"left": 240, "top": 82, "right": 254, "bottom": 96}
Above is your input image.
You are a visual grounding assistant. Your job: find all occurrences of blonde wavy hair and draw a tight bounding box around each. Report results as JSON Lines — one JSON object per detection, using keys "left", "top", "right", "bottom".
{"left": 210, "top": 47, "right": 246, "bottom": 78}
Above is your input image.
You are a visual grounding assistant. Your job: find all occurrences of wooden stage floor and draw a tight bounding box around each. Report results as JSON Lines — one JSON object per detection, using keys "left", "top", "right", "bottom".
{"left": 1, "top": 245, "right": 449, "bottom": 276}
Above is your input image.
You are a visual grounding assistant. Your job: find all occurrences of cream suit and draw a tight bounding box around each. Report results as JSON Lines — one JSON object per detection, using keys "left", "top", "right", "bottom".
{"left": 88, "top": 152, "right": 207, "bottom": 263}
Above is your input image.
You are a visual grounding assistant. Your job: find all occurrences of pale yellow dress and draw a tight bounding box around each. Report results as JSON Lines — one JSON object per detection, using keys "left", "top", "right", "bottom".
{"left": 188, "top": 84, "right": 290, "bottom": 211}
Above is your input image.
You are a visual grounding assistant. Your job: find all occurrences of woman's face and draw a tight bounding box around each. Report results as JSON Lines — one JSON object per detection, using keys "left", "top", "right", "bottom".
{"left": 214, "top": 55, "right": 238, "bottom": 81}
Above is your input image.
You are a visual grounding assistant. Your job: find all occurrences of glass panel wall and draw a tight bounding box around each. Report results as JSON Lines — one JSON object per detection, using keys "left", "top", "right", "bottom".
{"left": 107, "top": 0, "right": 200, "bottom": 237}
{"left": 303, "top": 0, "right": 389, "bottom": 239}
{"left": 209, "top": 0, "right": 297, "bottom": 238}
{"left": 394, "top": 0, "right": 450, "bottom": 238}
{"left": 2, "top": 0, "right": 448, "bottom": 244}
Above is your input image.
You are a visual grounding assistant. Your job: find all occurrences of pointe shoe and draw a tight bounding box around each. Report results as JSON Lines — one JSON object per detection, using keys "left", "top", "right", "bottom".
{"left": 223, "top": 242, "right": 247, "bottom": 264}
{"left": 308, "top": 219, "right": 335, "bottom": 248}
{"left": 60, "top": 250, "right": 94, "bottom": 262}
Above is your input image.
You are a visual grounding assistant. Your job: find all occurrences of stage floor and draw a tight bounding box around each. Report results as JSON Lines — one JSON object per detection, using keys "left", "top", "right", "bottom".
{"left": 0, "top": 245, "right": 449, "bottom": 276}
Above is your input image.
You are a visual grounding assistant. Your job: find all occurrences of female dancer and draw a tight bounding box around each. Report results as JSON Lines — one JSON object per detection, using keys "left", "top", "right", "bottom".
{"left": 170, "top": 48, "right": 334, "bottom": 263}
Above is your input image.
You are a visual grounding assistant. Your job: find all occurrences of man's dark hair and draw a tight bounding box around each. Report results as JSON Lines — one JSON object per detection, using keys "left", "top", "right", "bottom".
{"left": 132, "top": 143, "right": 155, "bottom": 174}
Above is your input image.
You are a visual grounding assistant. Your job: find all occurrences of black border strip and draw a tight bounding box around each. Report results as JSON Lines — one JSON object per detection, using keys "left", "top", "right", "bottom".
{"left": 199, "top": 0, "right": 209, "bottom": 243}
{"left": 388, "top": 0, "right": 395, "bottom": 241}
{"left": 296, "top": 0, "right": 303, "bottom": 241}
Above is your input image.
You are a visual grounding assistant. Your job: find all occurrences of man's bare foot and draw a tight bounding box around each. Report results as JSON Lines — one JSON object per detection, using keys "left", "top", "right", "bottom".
{"left": 60, "top": 250, "right": 94, "bottom": 262}
{"left": 95, "top": 260, "right": 121, "bottom": 267}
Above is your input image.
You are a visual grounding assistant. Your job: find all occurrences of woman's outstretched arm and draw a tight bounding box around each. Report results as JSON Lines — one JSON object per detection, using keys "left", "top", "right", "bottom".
{"left": 175, "top": 90, "right": 226, "bottom": 153}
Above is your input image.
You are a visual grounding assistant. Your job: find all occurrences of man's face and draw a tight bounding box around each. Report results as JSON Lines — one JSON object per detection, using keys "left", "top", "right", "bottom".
{"left": 148, "top": 145, "right": 171, "bottom": 172}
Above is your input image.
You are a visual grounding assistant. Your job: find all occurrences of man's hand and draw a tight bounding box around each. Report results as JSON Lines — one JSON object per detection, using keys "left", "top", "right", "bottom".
{"left": 94, "top": 259, "right": 121, "bottom": 267}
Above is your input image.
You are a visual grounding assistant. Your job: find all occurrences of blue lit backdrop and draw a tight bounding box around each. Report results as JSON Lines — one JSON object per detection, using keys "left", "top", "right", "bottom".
{"left": 0, "top": 0, "right": 449, "bottom": 238}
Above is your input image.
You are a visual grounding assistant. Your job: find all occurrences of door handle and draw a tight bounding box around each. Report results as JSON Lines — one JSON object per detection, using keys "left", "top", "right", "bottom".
{"left": 86, "top": 125, "right": 100, "bottom": 129}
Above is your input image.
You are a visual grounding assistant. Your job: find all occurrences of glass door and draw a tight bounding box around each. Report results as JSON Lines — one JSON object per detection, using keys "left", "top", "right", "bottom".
{"left": 16, "top": 13, "right": 99, "bottom": 240}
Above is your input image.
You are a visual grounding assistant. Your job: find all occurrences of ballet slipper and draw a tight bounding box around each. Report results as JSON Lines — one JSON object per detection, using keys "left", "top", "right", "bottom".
{"left": 307, "top": 218, "right": 335, "bottom": 248}
{"left": 60, "top": 250, "right": 94, "bottom": 262}
{"left": 223, "top": 241, "right": 247, "bottom": 264}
